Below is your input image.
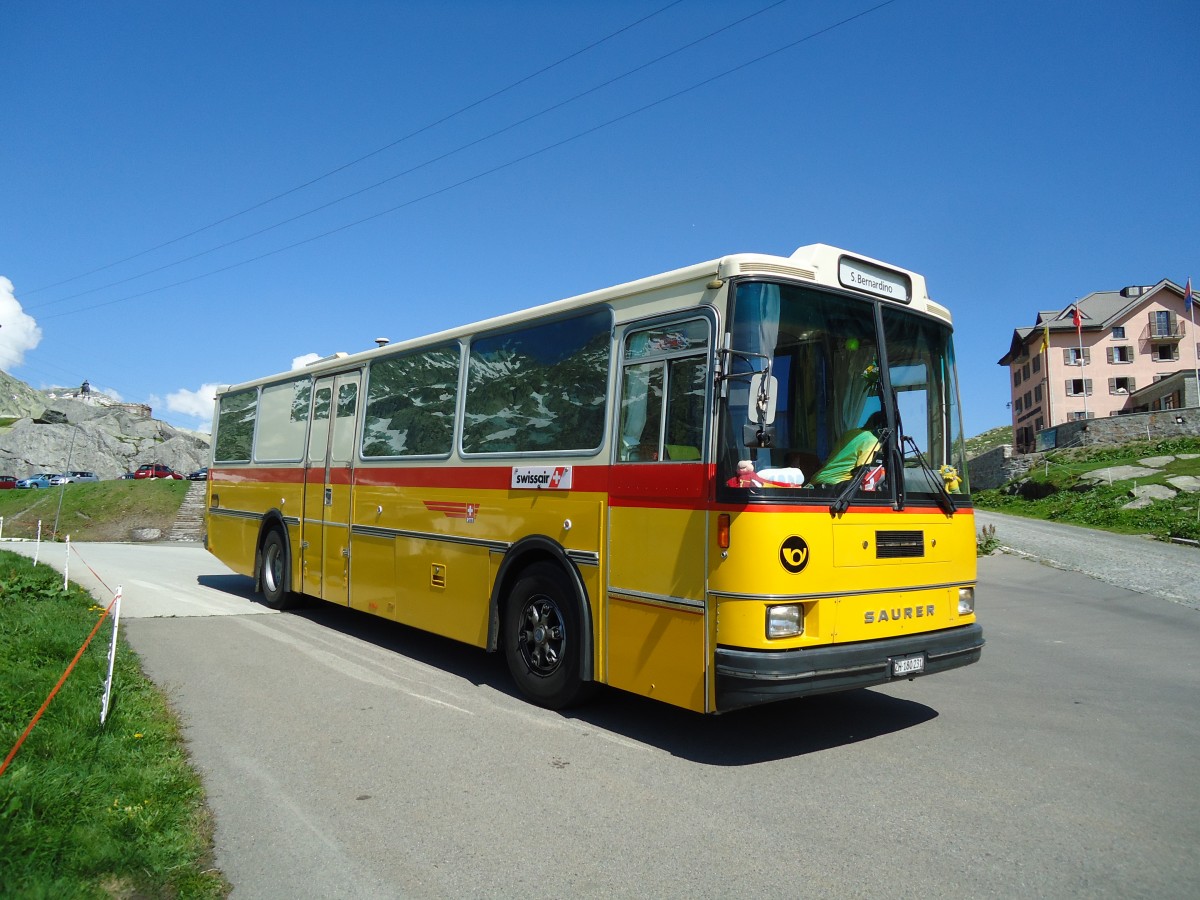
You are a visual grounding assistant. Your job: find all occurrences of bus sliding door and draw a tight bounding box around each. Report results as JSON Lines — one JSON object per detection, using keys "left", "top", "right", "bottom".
{"left": 302, "top": 372, "right": 360, "bottom": 604}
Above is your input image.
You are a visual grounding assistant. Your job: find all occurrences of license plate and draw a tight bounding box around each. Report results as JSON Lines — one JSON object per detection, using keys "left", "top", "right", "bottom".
{"left": 892, "top": 654, "right": 925, "bottom": 677}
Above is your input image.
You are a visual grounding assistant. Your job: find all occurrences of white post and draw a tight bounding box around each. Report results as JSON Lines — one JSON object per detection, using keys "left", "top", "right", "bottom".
{"left": 0, "top": 515, "right": 4, "bottom": 540}
{"left": 34, "top": 520, "right": 41, "bottom": 566}
{"left": 63, "top": 536, "right": 70, "bottom": 591}
{"left": 100, "top": 587, "right": 123, "bottom": 727}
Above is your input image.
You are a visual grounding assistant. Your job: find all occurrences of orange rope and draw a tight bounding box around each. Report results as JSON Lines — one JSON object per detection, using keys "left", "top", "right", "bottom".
{"left": 0, "top": 591, "right": 119, "bottom": 778}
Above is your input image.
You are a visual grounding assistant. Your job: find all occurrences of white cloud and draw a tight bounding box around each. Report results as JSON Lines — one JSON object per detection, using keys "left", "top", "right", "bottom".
{"left": 0, "top": 277, "right": 43, "bottom": 370}
{"left": 164, "top": 383, "right": 219, "bottom": 421}
{"left": 291, "top": 353, "right": 321, "bottom": 369}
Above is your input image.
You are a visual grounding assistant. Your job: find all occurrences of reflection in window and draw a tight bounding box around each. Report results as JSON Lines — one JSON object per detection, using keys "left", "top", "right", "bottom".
{"left": 618, "top": 319, "right": 709, "bottom": 462}
{"left": 463, "top": 309, "right": 611, "bottom": 454}
{"left": 363, "top": 346, "right": 459, "bottom": 457}
{"left": 331, "top": 382, "right": 358, "bottom": 464}
{"left": 255, "top": 378, "right": 311, "bottom": 462}
{"left": 214, "top": 389, "right": 256, "bottom": 462}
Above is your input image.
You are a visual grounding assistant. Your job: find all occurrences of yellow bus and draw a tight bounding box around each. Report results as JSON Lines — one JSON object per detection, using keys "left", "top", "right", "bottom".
{"left": 206, "top": 243, "right": 983, "bottom": 713}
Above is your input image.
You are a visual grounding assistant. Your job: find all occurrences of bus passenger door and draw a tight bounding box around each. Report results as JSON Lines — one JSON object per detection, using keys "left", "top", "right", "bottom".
{"left": 302, "top": 373, "right": 360, "bottom": 604}
{"left": 606, "top": 318, "right": 712, "bottom": 712}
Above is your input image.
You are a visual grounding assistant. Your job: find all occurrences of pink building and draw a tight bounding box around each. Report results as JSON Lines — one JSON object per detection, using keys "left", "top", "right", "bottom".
{"left": 999, "top": 279, "right": 1198, "bottom": 452}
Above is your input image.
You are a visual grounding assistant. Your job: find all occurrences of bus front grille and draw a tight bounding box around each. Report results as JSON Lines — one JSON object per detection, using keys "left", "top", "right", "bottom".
{"left": 876, "top": 530, "right": 924, "bottom": 559}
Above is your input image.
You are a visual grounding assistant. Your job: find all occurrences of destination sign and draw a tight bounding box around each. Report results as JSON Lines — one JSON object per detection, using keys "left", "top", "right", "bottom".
{"left": 838, "top": 256, "right": 912, "bottom": 304}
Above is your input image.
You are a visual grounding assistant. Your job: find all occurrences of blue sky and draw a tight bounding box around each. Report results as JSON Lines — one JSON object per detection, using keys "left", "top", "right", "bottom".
{"left": 2, "top": 0, "right": 1196, "bottom": 439}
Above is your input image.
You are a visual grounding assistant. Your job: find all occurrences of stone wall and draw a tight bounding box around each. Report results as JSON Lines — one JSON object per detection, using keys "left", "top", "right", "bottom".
{"left": 968, "top": 445, "right": 1037, "bottom": 491}
{"left": 969, "top": 405, "right": 1200, "bottom": 491}
{"left": 1044, "top": 407, "right": 1200, "bottom": 450}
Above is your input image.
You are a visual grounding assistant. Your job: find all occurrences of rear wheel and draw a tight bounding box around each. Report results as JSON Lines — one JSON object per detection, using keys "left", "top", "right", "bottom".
{"left": 259, "top": 530, "right": 294, "bottom": 610}
{"left": 503, "top": 563, "right": 588, "bottom": 709}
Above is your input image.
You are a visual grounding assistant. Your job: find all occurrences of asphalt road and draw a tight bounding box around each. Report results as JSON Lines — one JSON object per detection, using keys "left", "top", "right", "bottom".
{"left": 4, "top": 537, "right": 1199, "bottom": 898}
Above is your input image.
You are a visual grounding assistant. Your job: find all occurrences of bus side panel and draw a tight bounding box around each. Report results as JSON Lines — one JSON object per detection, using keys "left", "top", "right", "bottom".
{"left": 207, "top": 469, "right": 302, "bottom": 583}
{"left": 349, "top": 533, "right": 397, "bottom": 620}
{"left": 607, "top": 486, "right": 708, "bottom": 712}
{"left": 606, "top": 597, "right": 705, "bottom": 711}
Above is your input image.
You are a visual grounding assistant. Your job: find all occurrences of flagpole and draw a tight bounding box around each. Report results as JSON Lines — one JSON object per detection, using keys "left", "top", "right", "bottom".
{"left": 1075, "top": 304, "right": 1088, "bottom": 421}
{"left": 1188, "top": 277, "right": 1197, "bottom": 409}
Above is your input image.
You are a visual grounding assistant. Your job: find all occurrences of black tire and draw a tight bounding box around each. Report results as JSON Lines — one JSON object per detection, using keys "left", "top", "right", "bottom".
{"left": 259, "top": 529, "right": 294, "bottom": 610}
{"left": 503, "top": 562, "right": 589, "bottom": 709}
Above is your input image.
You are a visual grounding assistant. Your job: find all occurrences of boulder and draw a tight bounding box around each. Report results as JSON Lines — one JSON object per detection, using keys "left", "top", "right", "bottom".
{"left": 1128, "top": 484, "right": 1177, "bottom": 502}
{"left": 1166, "top": 475, "right": 1200, "bottom": 493}
{"left": 1138, "top": 456, "right": 1176, "bottom": 468}
{"left": 1079, "top": 465, "right": 1161, "bottom": 483}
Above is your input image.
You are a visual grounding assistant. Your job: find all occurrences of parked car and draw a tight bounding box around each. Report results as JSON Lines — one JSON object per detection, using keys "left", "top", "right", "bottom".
{"left": 187, "top": 467, "right": 208, "bottom": 481}
{"left": 0, "top": 475, "right": 17, "bottom": 490}
{"left": 133, "top": 464, "right": 183, "bottom": 480}
{"left": 17, "top": 474, "right": 53, "bottom": 489}
{"left": 54, "top": 471, "right": 100, "bottom": 484}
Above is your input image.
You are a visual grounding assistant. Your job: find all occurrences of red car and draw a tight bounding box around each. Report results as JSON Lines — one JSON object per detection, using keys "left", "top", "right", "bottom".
{"left": 134, "top": 464, "right": 183, "bottom": 480}
{"left": 0, "top": 475, "right": 16, "bottom": 490}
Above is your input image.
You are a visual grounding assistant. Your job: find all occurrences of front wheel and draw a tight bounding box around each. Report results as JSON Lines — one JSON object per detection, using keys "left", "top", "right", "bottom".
{"left": 503, "top": 563, "right": 589, "bottom": 709}
{"left": 258, "top": 530, "right": 295, "bottom": 610}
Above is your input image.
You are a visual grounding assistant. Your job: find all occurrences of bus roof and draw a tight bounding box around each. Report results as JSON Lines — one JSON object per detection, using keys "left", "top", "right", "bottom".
{"left": 219, "top": 243, "right": 945, "bottom": 394}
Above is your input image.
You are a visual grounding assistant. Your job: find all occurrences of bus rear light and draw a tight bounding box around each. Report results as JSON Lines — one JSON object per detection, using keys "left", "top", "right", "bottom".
{"left": 717, "top": 514, "right": 730, "bottom": 549}
{"left": 958, "top": 587, "right": 975, "bottom": 615}
{"left": 767, "top": 604, "right": 804, "bottom": 638}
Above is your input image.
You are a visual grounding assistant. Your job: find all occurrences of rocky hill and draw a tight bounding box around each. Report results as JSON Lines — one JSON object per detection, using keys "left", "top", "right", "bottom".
{"left": 0, "top": 373, "right": 210, "bottom": 480}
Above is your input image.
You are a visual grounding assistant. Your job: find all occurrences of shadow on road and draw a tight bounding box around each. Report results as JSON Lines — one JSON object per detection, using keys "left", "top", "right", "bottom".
{"left": 196, "top": 573, "right": 260, "bottom": 603}
{"left": 198, "top": 574, "right": 939, "bottom": 764}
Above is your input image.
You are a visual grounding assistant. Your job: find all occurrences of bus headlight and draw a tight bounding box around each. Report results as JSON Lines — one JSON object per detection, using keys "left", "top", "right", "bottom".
{"left": 958, "top": 587, "right": 975, "bottom": 615}
{"left": 767, "top": 604, "right": 804, "bottom": 639}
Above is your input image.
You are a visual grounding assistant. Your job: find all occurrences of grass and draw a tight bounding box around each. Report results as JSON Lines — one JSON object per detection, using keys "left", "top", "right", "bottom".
{"left": 973, "top": 436, "right": 1200, "bottom": 542}
{"left": 964, "top": 425, "right": 1013, "bottom": 459}
{"left": 0, "top": 552, "right": 227, "bottom": 897}
{"left": 0, "top": 480, "right": 192, "bottom": 542}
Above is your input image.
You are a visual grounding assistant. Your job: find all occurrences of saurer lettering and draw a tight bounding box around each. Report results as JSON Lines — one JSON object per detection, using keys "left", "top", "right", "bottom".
{"left": 864, "top": 605, "right": 936, "bottom": 624}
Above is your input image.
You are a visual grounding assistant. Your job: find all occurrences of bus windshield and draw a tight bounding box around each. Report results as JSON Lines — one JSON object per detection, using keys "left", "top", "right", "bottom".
{"left": 720, "top": 280, "right": 968, "bottom": 501}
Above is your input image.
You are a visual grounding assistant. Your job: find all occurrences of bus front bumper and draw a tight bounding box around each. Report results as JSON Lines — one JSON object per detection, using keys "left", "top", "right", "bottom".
{"left": 714, "top": 623, "right": 984, "bottom": 712}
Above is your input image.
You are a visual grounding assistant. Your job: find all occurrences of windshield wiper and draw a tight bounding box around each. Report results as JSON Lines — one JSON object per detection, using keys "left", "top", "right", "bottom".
{"left": 829, "top": 428, "right": 890, "bottom": 516}
{"left": 902, "top": 435, "right": 957, "bottom": 516}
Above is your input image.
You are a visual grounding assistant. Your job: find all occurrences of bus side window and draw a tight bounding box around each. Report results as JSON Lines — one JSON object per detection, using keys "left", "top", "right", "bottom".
{"left": 617, "top": 320, "right": 709, "bottom": 463}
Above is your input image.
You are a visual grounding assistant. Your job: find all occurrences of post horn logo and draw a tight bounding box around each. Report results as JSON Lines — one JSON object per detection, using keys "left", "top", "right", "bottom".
{"left": 779, "top": 536, "right": 809, "bottom": 574}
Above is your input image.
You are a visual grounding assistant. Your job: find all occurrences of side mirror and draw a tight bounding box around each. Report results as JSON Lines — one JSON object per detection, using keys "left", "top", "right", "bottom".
{"left": 746, "top": 373, "right": 778, "bottom": 425}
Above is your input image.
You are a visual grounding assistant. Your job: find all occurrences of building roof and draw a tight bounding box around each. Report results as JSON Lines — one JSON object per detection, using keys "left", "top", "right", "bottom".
{"left": 998, "top": 278, "right": 1187, "bottom": 365}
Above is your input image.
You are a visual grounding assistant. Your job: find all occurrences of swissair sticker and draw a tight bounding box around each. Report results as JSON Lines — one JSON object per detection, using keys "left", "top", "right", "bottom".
{"left": 511, "top": 466, "right": 572, "bottom": 490}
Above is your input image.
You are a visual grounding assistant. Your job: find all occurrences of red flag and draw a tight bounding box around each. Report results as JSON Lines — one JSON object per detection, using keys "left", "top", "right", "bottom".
{"left": 1186, "top": 277, "right": 1193, "bottom": 314}
{"left": 1071, "top": 305, "right": 1082, "bottom": 331}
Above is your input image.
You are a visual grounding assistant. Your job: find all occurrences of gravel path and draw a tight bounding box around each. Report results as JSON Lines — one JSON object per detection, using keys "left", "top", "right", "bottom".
{"left": 975, "top": 509, "right": 1200, "bottom": 611}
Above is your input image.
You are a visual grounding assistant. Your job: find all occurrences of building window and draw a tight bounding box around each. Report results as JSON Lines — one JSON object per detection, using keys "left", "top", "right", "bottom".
{"left": 1063, "top": 347, "right": 1090, "bottom": 365}
{"left": 1034, "top": 384, "right": 1042, "bottom": 402}
{"left": 1013, "top": 368, "right": 1022, "bottom": 386}
{"left": 1111, "top": 326, "right": 1125, "bottom": 339}
{"left": 1035, "top": 416, "right": 1044, "bottom": 431}
{"left": 1023, "top": 390, "right": 1032, "bottom": 408}
{"left": 1032, "top": 355, "right": 1041, "bottom": 374}
{"left": 1150, "top": 310, "right": 1176, "bottom": 338}
{"left": 1022, "top": 363, "right": 1030, "bottom": 380}
{"left": 1107, "top": 345, "right": 1134, "bottom": 363}
{"left": 1014, "top": 396, "right": 1022, "bottom": 413}
{"left": 1071, "top": 411, "right": 1094, "bottom": 421}
{"left": 1065, "top": 378, "right": 1092, "bottom": 397}
{"left": 1109, "top": 376, "right": 1136, "bottom": 394}
{"left": 1153, "top": 343, "right": 1180, "bottom": 362}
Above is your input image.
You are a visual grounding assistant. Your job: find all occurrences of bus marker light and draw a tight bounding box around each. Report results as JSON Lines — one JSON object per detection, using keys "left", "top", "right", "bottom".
{"left": 718, "top": 514, "right": 730, "bottom": 549}
{"left": 767, "top": 604, "right": 803, "bottom": 638}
